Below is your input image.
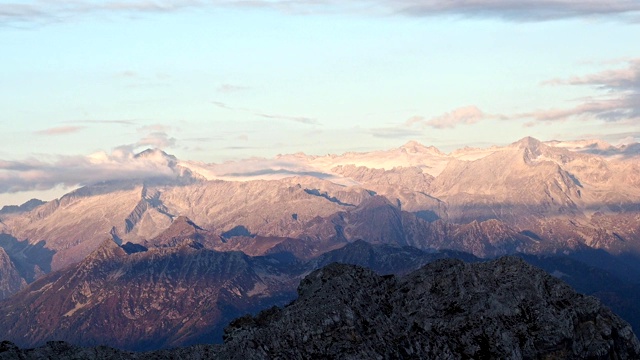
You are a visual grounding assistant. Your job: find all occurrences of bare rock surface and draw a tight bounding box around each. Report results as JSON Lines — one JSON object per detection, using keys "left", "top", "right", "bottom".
{"left": 0, "top": 248, "right": 25, "bottom": 300}
{"left": 2, "top": 256, "right": 639, "bottom": 359}
{"left": 218, "top": 257, "right": 640, "bottom": 359}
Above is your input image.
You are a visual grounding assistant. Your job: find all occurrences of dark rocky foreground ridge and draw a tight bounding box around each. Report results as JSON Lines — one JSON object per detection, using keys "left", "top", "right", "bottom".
{"left": 2, "top": 257, "right": 639, "bottom": 359}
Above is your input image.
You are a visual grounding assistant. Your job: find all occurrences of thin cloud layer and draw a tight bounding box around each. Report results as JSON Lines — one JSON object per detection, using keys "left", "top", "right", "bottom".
{"left": 137, "top": 131, "right": 177, "bottom": 148}
{"left": 212, "top": 101, "right": 319, "bottom": 125}
{"left": 3, "top": 0, "right": 640, "bottom": 27}
{"left": 34, "top": 126, "right": 86, "bottom": 136}
{"left": 66, "top": 120, "right": 137, "bottom": 125}
{"left": 217, "top": 84, "right": 250, "bottom": 93}
{"left": 407, "top": 59, "right": 640, "bottom": 130}
{"left": 369, "top": 126, "right": 423, "bottom": 139}
{"left": 524, "top": 59, "right": 640, "bottom": 123}
{"left": 0, "top": 148, "right": 181, "bottom": 193}
{"left": 408, "top": 106, "right": 506, "bottom": 129}
{"left": 392, "top": 0, "right": 640, "bottom": 21}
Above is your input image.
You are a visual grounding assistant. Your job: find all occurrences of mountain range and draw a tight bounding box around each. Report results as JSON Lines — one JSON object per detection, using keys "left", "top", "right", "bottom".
{"left": 2, "top": 257, "right": 639, "bottom": 359}
{"left": 0, "top": 136, "right": 639, "bottom": 350}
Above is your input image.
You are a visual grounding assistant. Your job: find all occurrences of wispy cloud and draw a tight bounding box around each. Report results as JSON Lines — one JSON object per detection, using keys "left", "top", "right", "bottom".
{"left": 0, "top": 147, "right": 181, "bottom": 193}
{"left": 0, "top": 1, "right": 202, "bottom": 27}
{"left": 391, "top": 0, "right": 640, "bottom": 22}
{"left": 255, "top": 113, "right": 319, "bottom": 125}
{"left": 404, "top": 59, "right": 640, "bottom": 130}
{"left": 65, "top": 119, "right": 137, "bottom": 125}
{"left": 368, "top": 126, "right": 423, "bottom": 139}
{"left": 113, "top": 70, "right": 172, "bottom": 88}
{"left": 217, "top": 84, "right": 250, "bottom": 93}
{"left": 34, "top": 126, "right": 85, "bottom": 136}
{"left": 406, "top": 106, "right": 507, "bottom": 129}
{"left": 136, "top": 132, "right": 177, "bottom": 149}
{"left": 3, "top": 0, "right": 640, "bottom": 27}
{"left": 521, "top": 58, "right": 640, "bottom": 124}
{"left": 212, "top": 100, "right": 319, "bottom": 125}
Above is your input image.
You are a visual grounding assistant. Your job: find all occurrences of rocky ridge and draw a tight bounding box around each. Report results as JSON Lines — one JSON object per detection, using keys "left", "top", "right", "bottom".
{"left": 2, "top": 257, "right": 638, "bottom": 359}
{"left": 1, "top": 137, "right": 639, "bottom": 276}
{"left": 0, "top": 238, "right": 299, "bottom": 351}
{"left": 0, "top": 248, "right": 25, "bottom": 300}
{"left": 218, "top": 257, "right": 640, "bottom": 359}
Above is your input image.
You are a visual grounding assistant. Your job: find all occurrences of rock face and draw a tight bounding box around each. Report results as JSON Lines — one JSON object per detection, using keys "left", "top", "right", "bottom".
{"left": 0, "top": 238, "right": 475, "bottom": 351}
{"left": 219, "top": 258, "right": 640, "bottom": 359}
{"left": 0, "top": 248, "right": 26, "bottom": 300}
{"left": 2, "top": 137, "right": 640, "bottom": 274}
{"left": 1, "top": 257, "right": 639, "bottom": 359}
{"left": 4, "top": 237, "right": 640, "bottom": 354}
{"left": 0, "top": 199, "right": 46, "bottom": 217}
{"left": 0, "top": 239, "right": 299, "bottom": 351}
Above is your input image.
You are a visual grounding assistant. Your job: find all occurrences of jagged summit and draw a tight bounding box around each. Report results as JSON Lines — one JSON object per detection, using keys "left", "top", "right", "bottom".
{"left": 134, "top": 148, "right": 177, "bottom": 160}
{"left": 82, "top": 238, "right": 127, "bottom": 266}
{"left": 511, "top": 136, "right": 543, "bottom": 150}
{"left": 399, "top": 140, "right": 443, "bottom": 155}
{"left": 144, "top": 215, "right": 210, "bottom": 248}
{"left": 218, "top": 257, "right": 640, "bottom": 359}
{"left": 3, "top": 256, "right": 639, "bottom": 358}
{"left": 0, "top": 199, "right": 46, "bottom": 216}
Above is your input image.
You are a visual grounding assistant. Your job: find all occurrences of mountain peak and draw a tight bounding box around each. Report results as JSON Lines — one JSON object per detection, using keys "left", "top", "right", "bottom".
{"left": 399, "top": 141, "right": 442, "bottom": 155}
{"left": 83, "top": 238, "right": 127, "bottom": 265}
{"left": 134, "top": 148, "right": 175, "bottom": 159}
{"left": 0, "top": 198, "right": 46, "bottom": 215}
{"left": 220, "top": 258, "right": 640, "bottom": 359}
{"left": 134, "top": 149, "right": 178, "bottom": 167}
{"left": 512, "top": 136, "right": 543, "bottom": 149}
{"left": 145, "top": 216, "right": 208, "bottom": 248}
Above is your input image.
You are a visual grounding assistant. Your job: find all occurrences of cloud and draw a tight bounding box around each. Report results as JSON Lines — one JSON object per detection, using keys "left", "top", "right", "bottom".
{"left": 255, "top": 113, "right": 319, "bottom": 125}
{"left": 66, "top": 119, "right": 137, "bottom": 125}
{"left": 114, "top": 70, "right": 138, "bottom": 79}
{"left": 211, "top": 101, "right": 234, "bottom": 110}
{"left": 407, "top": 106, "right": 506, "bottom": 129}
{"left": 217, "top": 84, "right": 250, "bottom": 93}
{"left": 212, "top": 100, "right": 319, "bottom": 125}
{"left": 34, "top": 126, "right": 85, "bottom": 136}
{"left": 544, "top": 59, "right": 640, "bottom": 91}
{"left": 0, "top": 1, "right": 203, "bottom": 27}
{"left": 138, "top": 124, "right": 172, "bottom": 133}
{"left": 412, "top": 59, "right": 640, "bottom": 129}
{"left": 0, "top": 148, "right": 182, "bottom": 193}
{"left": 392, "top": 0, "right": 640, "bottom": 22}
{"left": 521, "top": 59, "right": 640, "bottom": 124}
{"left": 368, "top": 126, "right": 423, "bottom": 139}
{"left": 136, "top": 132, "right": 177, "bottom": 148}
{"left": 4, "top": 0, "right": 640, "bottom": 27}
{"left": 187, "top": 157, "right": 337, "bottom": 181}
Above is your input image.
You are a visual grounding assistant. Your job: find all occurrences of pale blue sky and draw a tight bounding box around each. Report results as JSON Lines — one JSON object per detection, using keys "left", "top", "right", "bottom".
{"left": 1, "top": 1, "right": 639, "bottom": 205}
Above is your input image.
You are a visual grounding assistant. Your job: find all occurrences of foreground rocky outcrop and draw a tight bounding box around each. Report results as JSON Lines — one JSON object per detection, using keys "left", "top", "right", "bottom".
{"left": 2, "top": 257, "right": 638, "bottom": 359}
{"left": 218, "top": 257, "right": 640, "bottom": 359}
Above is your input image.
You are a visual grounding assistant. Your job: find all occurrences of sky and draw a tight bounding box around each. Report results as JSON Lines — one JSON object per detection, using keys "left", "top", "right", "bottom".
{"left": 0, "top": 0, "right": 639, "bottom": 206}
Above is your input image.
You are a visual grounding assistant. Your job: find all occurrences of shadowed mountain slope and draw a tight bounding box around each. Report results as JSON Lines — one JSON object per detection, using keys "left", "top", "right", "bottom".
{"left": 3, "top": 257, "right": 638, "bottom": 359}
